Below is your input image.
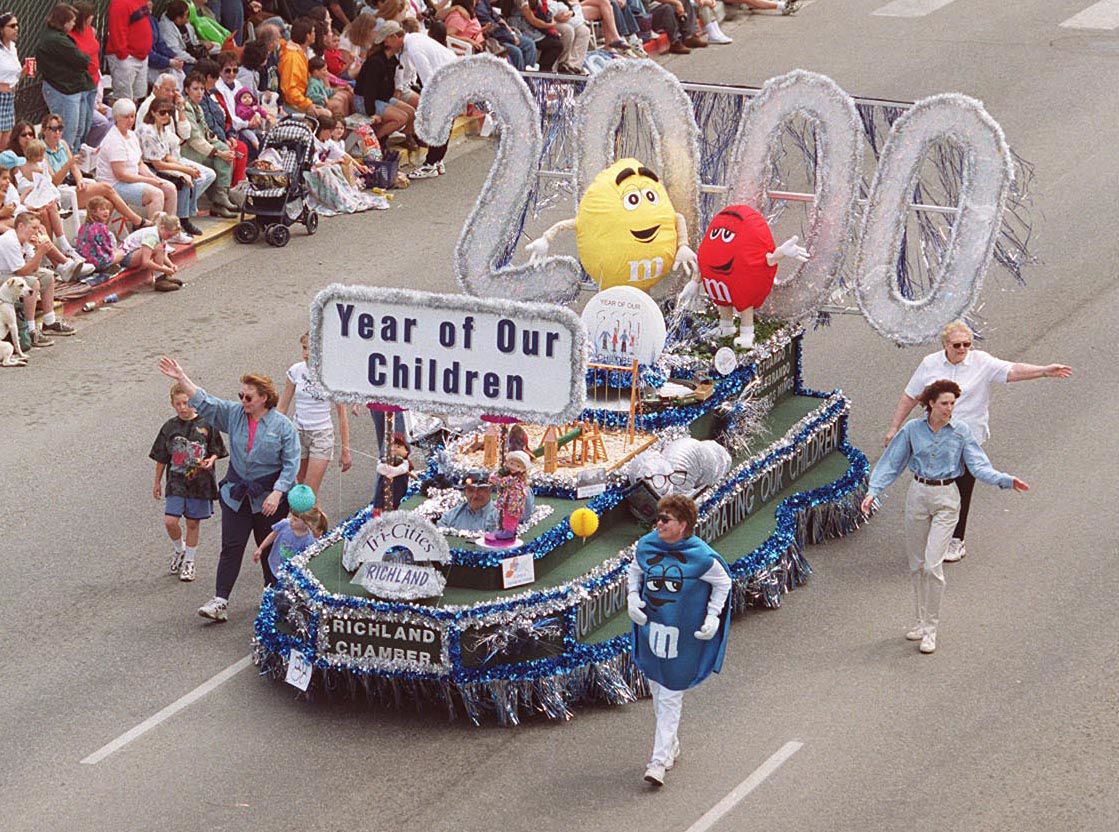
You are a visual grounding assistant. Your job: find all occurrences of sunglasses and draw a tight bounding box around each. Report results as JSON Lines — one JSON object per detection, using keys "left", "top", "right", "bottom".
{"left": 4, "top": 22, "right": 18, "bottom": 29}
{"left": 950, "top": 341, "right": 972, "bottom": 349}
{"left": 155, "top": 110, "right": 173, "bottom": 116}
{"left": 222, "top": 67, "right": 239, "bottom": 74}
{"left": 238, "top": 392, "right": 257, "bottom": 401}
{"left": 45, "top": 124, "right": 62, "bottom": 131}
{"left": 19, "top": 131, "right": 32, "bottom": 137}
{"left": 655, "top": 513, "right": 678, "bottom": 524}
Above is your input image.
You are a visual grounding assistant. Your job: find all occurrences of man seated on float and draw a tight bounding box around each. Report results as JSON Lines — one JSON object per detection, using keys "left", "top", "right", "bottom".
{"left": 438, "top": 471, "right": 499, "bottom": 531}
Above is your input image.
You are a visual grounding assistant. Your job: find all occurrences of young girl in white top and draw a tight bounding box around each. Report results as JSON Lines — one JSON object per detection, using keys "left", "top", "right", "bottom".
{"left": 15, "top": 139, "right": 82, "bottom": 263}
{"left": 277, "top": 331, "right": 353, "bottom": 496}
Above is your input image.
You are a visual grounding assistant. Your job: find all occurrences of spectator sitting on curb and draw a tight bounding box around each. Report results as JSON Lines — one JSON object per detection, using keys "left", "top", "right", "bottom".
{"left": 138, "top": 72, "right": 182, "bottom": 126}
{"left": 40, "top": 112, "right": 147, "bottom": 230}
{"left": 160, "top": 1, "right": 207, "bottom": 69}
{"left": 13, "top": 138, "right": 88, "bottom": 265}
{"left": 97, "top": 98, "right": 180, "bottom": 222}
{"left": 0, "top": 212, "right": 77, "bottom": 347}
{"left": 179, "top": 72, "right": 240, "bottom": 217}
{"left": 75, "top": 194, "right": 128, "bottom": 274}
{"left": 138, "top": 97, "right": 210, "bottom": 236}
{"left": 196, "top": 59, "right": 251, "bottom": 180}
{"left": 280, "top": 19, "right": 334, "bottom": 120}
{"left": 119, "top": 211, "right": 184, "bottom": 291}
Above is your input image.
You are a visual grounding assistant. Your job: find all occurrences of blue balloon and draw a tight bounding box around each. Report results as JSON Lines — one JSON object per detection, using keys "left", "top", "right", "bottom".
{"left": 288, "top": 484, "right": 316, "bottom": 513}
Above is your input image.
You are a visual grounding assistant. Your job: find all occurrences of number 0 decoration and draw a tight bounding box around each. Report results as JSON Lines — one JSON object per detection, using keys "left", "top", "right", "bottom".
{"left": 725, "top": 70, "right": 862, "bottom": 322}
{"left": 418, "top": 58, "right": 1015, "bottom": 345}
{"left": 574, "top": 59, "right": 702, "bottom": 279}
{"left": 854, "top": 94, "right": 1013, "bottom": 345}
{"left": 415, "top": 55, "right": 583, "bottom": 304}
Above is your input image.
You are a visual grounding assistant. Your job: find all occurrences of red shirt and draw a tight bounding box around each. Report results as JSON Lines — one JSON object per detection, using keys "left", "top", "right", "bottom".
{"left": 69, "top": 25, "right": 101, "bottom": 85}
{"left": 106, "top": 0, "right": 153, "bottom": 61}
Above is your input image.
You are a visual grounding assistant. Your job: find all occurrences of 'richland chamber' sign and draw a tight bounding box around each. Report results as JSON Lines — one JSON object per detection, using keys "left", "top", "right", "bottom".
{"left": 322, "top": 615, "right": 445, "bottom": 669}
{"left": 309, "top": 285, "right": 587, "bottom": 422}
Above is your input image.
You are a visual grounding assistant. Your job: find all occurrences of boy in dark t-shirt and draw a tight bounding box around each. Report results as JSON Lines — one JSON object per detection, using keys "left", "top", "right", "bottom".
{"left": 150, "top": 383, "right": 228, "bottom": 582}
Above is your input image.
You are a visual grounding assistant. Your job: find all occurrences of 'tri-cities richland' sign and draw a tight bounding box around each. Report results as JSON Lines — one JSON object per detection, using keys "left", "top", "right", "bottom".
{"left": 309, "top": 285, "right": 588, "bottom": 422}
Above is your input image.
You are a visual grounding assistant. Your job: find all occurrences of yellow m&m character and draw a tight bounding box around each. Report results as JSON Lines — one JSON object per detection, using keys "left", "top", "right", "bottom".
{"left": 525, "top": 158, "right": 698, "bottom": 293}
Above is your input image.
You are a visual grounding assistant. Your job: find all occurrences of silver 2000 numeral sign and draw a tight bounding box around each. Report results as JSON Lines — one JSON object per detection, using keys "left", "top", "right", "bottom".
{"left": 416, "top": 58, "right": 1013, "bottom": 345}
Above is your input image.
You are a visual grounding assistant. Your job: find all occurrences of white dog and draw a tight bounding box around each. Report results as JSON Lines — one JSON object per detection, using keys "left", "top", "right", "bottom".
{"left": 0, "top": 275, "right": 32, "bottom": 367}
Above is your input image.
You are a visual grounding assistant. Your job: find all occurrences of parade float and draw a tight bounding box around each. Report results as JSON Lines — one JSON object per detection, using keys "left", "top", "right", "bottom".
{"left": 253, "top": 57, "right": 1031, "bottom": 723}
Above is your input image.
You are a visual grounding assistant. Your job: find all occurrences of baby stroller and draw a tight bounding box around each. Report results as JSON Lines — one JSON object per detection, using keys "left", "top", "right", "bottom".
{"left": 233, "top": 115, "right": 319, "bottom": 248}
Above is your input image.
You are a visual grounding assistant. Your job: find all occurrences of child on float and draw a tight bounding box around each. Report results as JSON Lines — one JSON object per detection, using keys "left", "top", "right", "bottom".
{"left": 489, "top": 449, "right": 536, "bottom": 540}
{"left": 627, "top": 494, "right": 732, "bottom": 787}
{"left": 374, "top": 431, "right": 413, "bottom": 513}
{"left": 253, "top": 504, "right": 329, "bottom": 586}
{"left": 150, "top": 382, "right": 228, "bottom": 583}
{"left": 75, "top": 195, "right": 126, "bottom": 274}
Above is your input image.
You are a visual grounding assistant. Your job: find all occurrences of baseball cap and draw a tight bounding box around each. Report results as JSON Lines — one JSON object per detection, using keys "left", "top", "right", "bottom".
{"left": 372, "top": 19, "right": 403, "bottom": 44}
{"left": 0, "top": 150, "right": 26, "bottom": 169}
{"left": 462, "top": 471, "right": 493, "bottom": 489}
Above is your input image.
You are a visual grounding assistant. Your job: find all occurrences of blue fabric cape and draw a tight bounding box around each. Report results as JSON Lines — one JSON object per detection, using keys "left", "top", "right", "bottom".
{"left": 631, "top": 531, "right": 731, "bottom": 691}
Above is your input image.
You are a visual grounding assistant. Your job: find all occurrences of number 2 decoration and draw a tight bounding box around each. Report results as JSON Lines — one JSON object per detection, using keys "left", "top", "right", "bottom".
{"left": 416, "top": 57, "right": 1013, "bottom": 345}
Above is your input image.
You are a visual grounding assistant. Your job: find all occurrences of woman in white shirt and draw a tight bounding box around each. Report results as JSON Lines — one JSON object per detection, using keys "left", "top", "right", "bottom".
{"left": 0, "top": 12, "right": 25, "bottom": 150}
{"left": 278, "top": 331, "right": 353, "bottom": 498}
{"left": 97, "top": 99, "right": 178, "bottom": 222}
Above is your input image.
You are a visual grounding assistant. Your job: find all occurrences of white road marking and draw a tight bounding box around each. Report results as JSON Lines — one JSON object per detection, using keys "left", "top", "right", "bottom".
{"left": 1059, "top": 0, "right": 1119, "bottom": 29}
{"left": 80, "top": 655, "right": 253, "bottom": 765}
{"left": 683, "top": 740, "right": 804, "bottom": 832}
{"left": 872, "top": 0, "right": 958, "bottom": 17}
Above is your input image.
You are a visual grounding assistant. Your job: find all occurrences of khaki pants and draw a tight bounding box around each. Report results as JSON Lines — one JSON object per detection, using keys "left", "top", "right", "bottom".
{"left": 556, "top": 22, "right": 591, "bottom": 69}
{"left": 904, "top": 479, "right": 960, "bottom": 635}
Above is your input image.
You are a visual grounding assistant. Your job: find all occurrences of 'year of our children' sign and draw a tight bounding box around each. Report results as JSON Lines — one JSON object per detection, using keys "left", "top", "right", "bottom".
{"left": 309, "top": 285, "right": 587, "bottom": 422}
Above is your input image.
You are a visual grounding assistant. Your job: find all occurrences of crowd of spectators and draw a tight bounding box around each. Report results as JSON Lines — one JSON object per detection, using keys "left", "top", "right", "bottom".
{"left": 0, "top": 0, "right": 798, "bottom": 361}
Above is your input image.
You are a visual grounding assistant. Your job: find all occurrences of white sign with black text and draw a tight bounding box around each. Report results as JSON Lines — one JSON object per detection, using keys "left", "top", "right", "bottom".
{"left": 310, "top": 285, "right": 587, "bottom": 422}
{"left": 501, "top": 553, "right": 535, "bottom": 589}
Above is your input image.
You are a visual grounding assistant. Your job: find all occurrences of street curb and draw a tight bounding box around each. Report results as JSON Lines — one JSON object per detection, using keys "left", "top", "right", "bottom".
{"left": 61, "top": 114, "right": 486, "bottom": 319}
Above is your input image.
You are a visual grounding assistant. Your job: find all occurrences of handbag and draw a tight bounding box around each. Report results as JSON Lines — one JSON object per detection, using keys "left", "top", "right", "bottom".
{"left": 484, "top": 37, "right": 508, "bottom": 56}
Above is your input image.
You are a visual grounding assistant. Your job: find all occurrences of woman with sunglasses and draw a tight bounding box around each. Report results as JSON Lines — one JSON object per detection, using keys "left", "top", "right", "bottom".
{"left": 627, "top": 493, "right": 731, "bottom": 787}
{"left": 159, "top": 356, "right": 301, "bottom": 623}
{"left": 40, "top": 112, "right": 148, "bottom": 230}
{"left": 34, "top": 4, "right": 95, "bottom": 153}
{"left": 884, "top": 319, "right": 1071, "bottom": 563}
{"left": 864, "top": 379, "right": 1029, "bottom": 655}
{"left": 0, "top": 12, "right": 24, "bottom": 151}
{"left": 138, "top": 97, "right": 212, "bottom": 236}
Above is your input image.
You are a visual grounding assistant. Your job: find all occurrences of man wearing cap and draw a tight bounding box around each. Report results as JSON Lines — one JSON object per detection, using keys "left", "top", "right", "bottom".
{"left": 438, "top": 472, "right": 499, "bottom": 532}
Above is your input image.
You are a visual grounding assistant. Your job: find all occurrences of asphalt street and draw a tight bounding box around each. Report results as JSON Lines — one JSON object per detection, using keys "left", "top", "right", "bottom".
{"left": 2, "top": 2, "right": 1117, "bottom": 830}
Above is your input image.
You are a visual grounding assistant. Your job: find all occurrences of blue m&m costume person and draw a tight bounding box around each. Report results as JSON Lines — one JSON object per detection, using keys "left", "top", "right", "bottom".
{"left": 628, "top": 494, "right": 732, "bottom": 787}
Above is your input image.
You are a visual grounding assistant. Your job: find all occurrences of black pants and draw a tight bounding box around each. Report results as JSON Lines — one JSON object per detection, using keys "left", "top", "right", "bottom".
{"left": 536, "top": 35, "right": 564, "bottom": 71}
{"left": 953, "top": 466, "right": 975, "bottom": 540}
{"left": 216, "top": 493, "right": 289, "bottom": 598}
{"left": 423, "top": 140, "right": 449, "bottom": 165}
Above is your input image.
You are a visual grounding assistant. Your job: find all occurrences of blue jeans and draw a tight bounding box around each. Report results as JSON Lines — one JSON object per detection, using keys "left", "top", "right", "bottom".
{"left": 209, "top": 0, "right": 245, "bottom": 45}
{"left": 613, "top": 0, "right": 640, "bottom": 36}
{"left": 503, "top": 39, "right": 537, "bottom": 70}
{"left": 41, "top": 82, "right": 86, "bottom": 152}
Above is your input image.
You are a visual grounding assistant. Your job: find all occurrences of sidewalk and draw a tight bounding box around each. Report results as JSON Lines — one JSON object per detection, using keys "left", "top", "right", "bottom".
{"left": 59, "top": 113, "right": 487, "bottom": 319}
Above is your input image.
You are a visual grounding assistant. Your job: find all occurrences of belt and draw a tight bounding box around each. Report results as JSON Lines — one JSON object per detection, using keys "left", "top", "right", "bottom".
{"left": 914, "top": 475, "right": 954, "bottom": 486}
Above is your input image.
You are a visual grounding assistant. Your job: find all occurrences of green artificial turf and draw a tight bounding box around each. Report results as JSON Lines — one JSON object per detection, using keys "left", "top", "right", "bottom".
{"left": 304, "top": 393, "right": 841, "bottom": 610}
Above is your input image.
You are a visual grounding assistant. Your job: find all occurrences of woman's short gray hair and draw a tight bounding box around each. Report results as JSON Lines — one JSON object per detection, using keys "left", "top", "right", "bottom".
{"left": 111, "top": 98, "right": 137, "bottom": 120}
{"left": 939, "top": 319, "right": 972, "bottom": 344}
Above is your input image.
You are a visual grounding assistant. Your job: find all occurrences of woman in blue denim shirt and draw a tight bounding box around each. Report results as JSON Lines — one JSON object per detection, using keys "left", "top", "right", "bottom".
{"left": 861, "top": 379, "right": 1029, "bottom": 655}
{"left": 160, "top": 356, "right": 301, "bottom": 622}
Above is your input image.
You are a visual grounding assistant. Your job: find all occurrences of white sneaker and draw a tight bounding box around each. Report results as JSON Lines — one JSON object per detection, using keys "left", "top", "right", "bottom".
{"left": 779, "top": 0, "right": 799, "bottom": 14}
{"left": 643, "top": 762, "right": 666, "bottom": 787}
{"left": 919, "top": 632, "right": 936, "bottom": 654}
{"left": 170, "top": 232, "right": 193, "bottom": 245}
{"left": 944, "top": 539, "right": 966, "bottom": 563}
{"left": 408, "top": 163, "right": 440, "bottom": 180}
{"left": 179, "top": 560, "right": 196, "bottom": 582}
{"left": 434, "top": 161, "right": 446, "bottom": 175}
{"left": 705, "top": 22, "right": 733, "bottom": 44}
{"left": 59, "top": 259, "right": 84, "bottom": 281}
{"left": 198, "top": 597, "right": 228, "bottom": 621}
{"left": 665, "top": 737, "right": 681, "bottom": 769}
{"left": 905, "top": 625, "right": 925, "bottom": 641}
{"left": 170, "top": 550, "right": 185, "bottom": 574}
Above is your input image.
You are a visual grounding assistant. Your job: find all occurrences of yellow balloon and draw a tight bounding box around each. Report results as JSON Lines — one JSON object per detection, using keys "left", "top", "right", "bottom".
{"left": 575, "top": 158, "right": 679, "bottom": 293}
{"left": 570, "top": 507, "right": 600, "bottom": 539}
